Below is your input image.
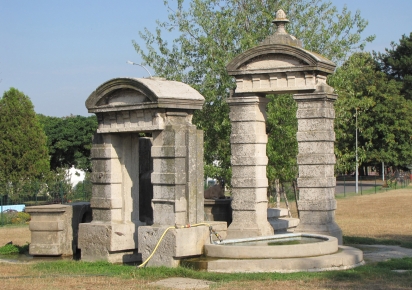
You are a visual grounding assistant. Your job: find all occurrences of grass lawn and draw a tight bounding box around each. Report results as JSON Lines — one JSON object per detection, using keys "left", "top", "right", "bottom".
{"left": 0, "top": 186, "right": 411, "bottom": 289}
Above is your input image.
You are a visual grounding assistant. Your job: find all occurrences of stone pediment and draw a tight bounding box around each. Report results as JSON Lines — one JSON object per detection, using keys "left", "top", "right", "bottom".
{"left": 227, "top": 45, "right": 335, "bottom": 75}
{"left": 86, "top": 77, "right": 204, "bottom": 113}
{"left": 226, "top": 44, "right": 336, "bottom": 95}
{"left": 226, "top": 10, "right": 336, "bottom": 95}
{"left": 85, "top": 77, "right": 205, "bottom": 133}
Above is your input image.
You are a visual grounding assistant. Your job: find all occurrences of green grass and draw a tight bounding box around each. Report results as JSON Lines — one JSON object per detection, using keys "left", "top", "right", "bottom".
{"left": 0, "top": 243, "right": 29, "bottom": 255}
{"left": 30, "top": 258, "right": 412, "bottom": 284}
{"left": 344, "top": 236, "right": 412, "bottom": 249}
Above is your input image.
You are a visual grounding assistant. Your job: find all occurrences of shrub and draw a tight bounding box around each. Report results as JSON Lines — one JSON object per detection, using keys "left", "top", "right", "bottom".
{"left": 11, "top": 212, "right": 31, "bottom": 224}
{"left": 0, "top": 243, "right": 29, "bottom": 255}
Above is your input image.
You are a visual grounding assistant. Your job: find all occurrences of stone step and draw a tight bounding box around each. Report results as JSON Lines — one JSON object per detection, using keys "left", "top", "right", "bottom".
{"left": 267, "top": 208, "right": 289, "bottom": 218}
{"left": 268, "top": 217, "right": 300, "bottom": 232}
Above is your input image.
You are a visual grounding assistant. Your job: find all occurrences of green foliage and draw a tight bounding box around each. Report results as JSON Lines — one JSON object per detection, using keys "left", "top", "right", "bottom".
{"left": 0, "top": 243, "right": 19, "bottom": 255}
{"left": 266, "top": 94, "right": 298, "bottom": 185}
{"left": 1, "top": 211, "right": 31, "bottom": 226}
{"left": 0, "top": 88, "right": 50, "bottom": 188}
{"left": 329, "top": 53, "right": 412, "bottom": 173}
{"left": 133, "top": 0, "right": 373, "bottom": 184}
{"left": 0, "top": 243, "right": 29, "bottom": 255}
{"left": 375, "top": 32, "right": 412, "bottom": 100}
{"left": 38, "top": 115, "right": 98, "bottom": 171}
{"left": 69, "top": 173, "right": 92, "bottom": 202}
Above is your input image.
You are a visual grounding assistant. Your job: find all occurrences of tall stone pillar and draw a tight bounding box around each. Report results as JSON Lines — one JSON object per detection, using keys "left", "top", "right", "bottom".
{"left": 78, "top": 133, "right": 143, "bottom": 262}
{"left": 227, "top": 95, "right": 274, "bottom": 239}
{"left": 293, "top": 92, "right": 342, "bottom": 244}
{"left": 150, "top": 112, "right": 204, "bottom": 226}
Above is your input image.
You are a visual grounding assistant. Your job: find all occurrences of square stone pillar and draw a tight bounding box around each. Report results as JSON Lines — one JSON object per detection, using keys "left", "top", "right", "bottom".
{"left": 78, "top": 133, "right": 143, "bottom": 263}
{"left": 150, "top": 112, "right": 204, "bottom": 225}
{"left": 293, "top": 92, "right": 342, "bottom": 244}
{"left": 226, "top": 95, "right": 274, "bottom": 239}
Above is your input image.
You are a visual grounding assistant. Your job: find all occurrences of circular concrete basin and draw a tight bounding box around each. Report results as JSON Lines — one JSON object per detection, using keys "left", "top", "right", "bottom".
{"left": 204, "top": 233, "right": 338, "bottom": 259}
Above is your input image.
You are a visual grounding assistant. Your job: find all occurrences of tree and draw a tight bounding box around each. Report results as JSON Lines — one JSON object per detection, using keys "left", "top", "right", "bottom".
{"left": 375, "top": 32, "right": 412, "bottom": 100}
{"left": 328, "top": 52, "right": 412, "bottom": 174}
{"left": 0, "top": 88, "right": 50, "bottom": 185}
{"left": 133, "top": 0, "right": 374, "bottom": 184}
{"left": 38, "top": 115, "right": 98, "bottom": 171}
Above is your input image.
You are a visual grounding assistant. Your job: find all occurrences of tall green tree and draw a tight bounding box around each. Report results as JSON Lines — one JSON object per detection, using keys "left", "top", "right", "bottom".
{"left": 38, "top": 115, "right": 98, "bottom": 171}
{"left": 375, "top": 32, "right": 412, "bottom": 100}
{"left": 0, "top": 88, "right": 49, "bottom": 184}
{"left": 133, "top": 0, "right": 374, "bottom": 183}
{"left": 329, "top": 52, "right": 412, "bottom": 173}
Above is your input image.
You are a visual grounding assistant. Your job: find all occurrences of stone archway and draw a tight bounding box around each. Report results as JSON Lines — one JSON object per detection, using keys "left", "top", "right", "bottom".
{"left": 225, "top": 10, "right": 342, "bottom": 243}
{"left": 78, "top": 77, "right": 205, "bottom": 262}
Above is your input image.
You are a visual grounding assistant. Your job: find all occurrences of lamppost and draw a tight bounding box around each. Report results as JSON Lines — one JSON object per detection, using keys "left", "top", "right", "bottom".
{"left": 126, "top": 60, "right": 152, "bottom": 78}
{"left": 355, "top": 107, "right": 358, "bottom": 194}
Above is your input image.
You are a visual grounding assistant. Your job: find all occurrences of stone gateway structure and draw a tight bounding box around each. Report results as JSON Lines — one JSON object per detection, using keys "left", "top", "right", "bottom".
{"left": 78, "top": 77, "right": 210, "bottom": 263}
{"left": 226, "top": 9, "right": 342, "bottom": 243}
{"left": 25, "top": 10, "right": 357, "bottom": 271}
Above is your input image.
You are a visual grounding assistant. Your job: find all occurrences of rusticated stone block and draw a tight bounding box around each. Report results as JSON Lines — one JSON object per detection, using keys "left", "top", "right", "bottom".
{"left": 298, "top": 118, "right": 334, "bottom": 132}
{"left": 231, "top": 165, "right": 267, "bottom": 179}
{"left": 298, "top": 142, "right": 334, "bottom": 154}
{"left": 298, "top": 164, "right": 335, "bottom": 178}
{"left": 296, "top": 107, "right": 335, "bottom": 119}
{"left": 297, "top": 199, "right": 337, "bottom": 211}
{"left": 138, "top": 222, "right": 226, "bottom": 267}
{"left": 297, "top": 153, "right": 335, "bottom": 165}
{"left": 231, "top": 156, "right": 268, "bottom": 166}
{"left": 297, "top": 177, "right": 336, "bottom": 188}
{"left": 230, "top": 121, "right": 267, "bottom": 135}
{"left": 296, "top": 131, "right": 335, "bottom": 142}
{"left": 230, "top": 133, "right": 268, "bottom": 144}
{"left": 231, "top": 143, "right": 267, "bottom": 157}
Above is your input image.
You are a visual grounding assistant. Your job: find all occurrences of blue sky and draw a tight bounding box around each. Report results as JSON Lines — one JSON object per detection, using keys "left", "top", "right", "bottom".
{"left": 1, "top": 0, "right": 411, "bottom": 117}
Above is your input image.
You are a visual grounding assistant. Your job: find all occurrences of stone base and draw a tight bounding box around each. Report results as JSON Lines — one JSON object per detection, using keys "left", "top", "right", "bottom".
{"left": 183, "top": 246, "right": 363, "bottom": 273}
{"left": 138, "top": 222, "right": 227, "bottom": 267}
{"left": 78, "top": 221, "right": 140, "bottom": 263}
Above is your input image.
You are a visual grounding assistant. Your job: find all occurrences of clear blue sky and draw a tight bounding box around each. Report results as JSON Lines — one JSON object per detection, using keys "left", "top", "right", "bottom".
{"left": 1, "top": 0, "right": 411, "bottom": 117}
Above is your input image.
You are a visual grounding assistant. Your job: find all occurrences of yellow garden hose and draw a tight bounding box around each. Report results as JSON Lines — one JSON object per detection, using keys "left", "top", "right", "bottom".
{"left": 137, "top": 223, "right": 222, "bottom": 268}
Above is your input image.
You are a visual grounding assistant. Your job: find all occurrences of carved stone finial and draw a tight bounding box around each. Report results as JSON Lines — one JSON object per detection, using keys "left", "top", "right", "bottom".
{"left": 273, "top": 9, "right": 289, "bottom": 35}
{"left": 260, "top": 9, "right": 302, "bottom": 46}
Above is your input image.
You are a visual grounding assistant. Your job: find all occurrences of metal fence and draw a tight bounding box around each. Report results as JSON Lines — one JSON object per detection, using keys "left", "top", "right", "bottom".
{"left": 336, "top": 173, "right": 411, "bottom": 196}
{"left": 0, "top": 180, "right": 92, "bottom": 226}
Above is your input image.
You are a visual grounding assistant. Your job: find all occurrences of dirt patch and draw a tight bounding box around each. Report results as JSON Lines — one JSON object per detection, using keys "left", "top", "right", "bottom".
{"left": 0, "top": 226, "right": 31, "bottom": 246}
{"left": 336, "top": 189, "right": 412, "bottom": 242}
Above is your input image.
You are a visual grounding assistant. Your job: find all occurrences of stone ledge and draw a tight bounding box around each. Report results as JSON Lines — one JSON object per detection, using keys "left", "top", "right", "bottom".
{"left": 268, "top": 217, "right": 300, "bottom": 231}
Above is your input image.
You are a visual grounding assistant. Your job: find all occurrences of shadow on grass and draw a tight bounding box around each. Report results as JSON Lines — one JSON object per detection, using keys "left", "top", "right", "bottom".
{"left": 344, "top": 236, "right": 412, "bottom": 249}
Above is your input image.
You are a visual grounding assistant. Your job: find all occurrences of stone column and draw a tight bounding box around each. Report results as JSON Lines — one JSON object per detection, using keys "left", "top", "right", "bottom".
{"left": 293, "top": 92, "right": 342, "bottom": 244}
{"left": 78, "top": 133, "right": 143, "bottom": 263}
{"left": 227, "top": 95, "right": 274, "bottom": 239}
{"left": 150, "top": 112, "right": 204, "bottom": 225}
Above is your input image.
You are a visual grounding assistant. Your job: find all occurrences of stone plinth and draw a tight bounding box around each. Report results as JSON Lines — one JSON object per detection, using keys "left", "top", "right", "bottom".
{"left": 226, "top": 96, "right": 273, "bottom": 239}
{"left": 151, "top": 114, "right": 204, "bottom": 226}
{"left": 26, "top": 202, "right": 91, "bottom": 256}
{"left": 293, "top": 92, "right": 342, "bottom": 243}
{"left": 138, "top": 222, "right": 227, "bottom": 267}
